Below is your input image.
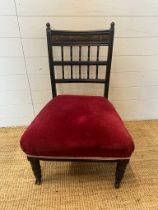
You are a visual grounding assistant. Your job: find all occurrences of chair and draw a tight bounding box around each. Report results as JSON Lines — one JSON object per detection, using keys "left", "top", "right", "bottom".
{"left": 20, "top": 22, "right": 134, "bottom": 188}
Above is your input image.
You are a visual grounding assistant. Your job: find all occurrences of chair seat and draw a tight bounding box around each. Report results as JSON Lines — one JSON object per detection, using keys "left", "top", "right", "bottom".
{"left": 20, "top": 95, "right": 134, "bottom": 159}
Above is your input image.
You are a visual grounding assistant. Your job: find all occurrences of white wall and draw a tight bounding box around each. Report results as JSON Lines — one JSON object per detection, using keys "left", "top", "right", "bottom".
{"left": 0, "top": 0, "right": 158, "bottom": 126}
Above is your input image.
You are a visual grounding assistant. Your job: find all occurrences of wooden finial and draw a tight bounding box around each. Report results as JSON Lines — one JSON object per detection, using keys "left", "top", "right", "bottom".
{"left": 46, "top": 22, "right": 50, "bottom": 29}
{"left": 110, "top": 22, "right": 115, "bottom": 30}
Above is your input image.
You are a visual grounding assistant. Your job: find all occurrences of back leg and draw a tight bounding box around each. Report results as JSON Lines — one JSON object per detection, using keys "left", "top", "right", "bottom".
{"left": 27, "top": 157, "right": 42, "bottom": 185}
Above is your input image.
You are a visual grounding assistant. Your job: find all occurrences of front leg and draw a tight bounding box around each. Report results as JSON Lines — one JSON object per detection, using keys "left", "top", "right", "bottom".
{"left": 27, "top": 157, "right": 42, "bottom": 185}
{"left": 115, "top": 159, "right": 129, "bottom": 188}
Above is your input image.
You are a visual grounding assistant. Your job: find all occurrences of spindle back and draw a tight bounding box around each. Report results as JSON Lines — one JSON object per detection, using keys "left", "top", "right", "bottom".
{"left": 46, "top": 22, "right": 115, "bottom": 98}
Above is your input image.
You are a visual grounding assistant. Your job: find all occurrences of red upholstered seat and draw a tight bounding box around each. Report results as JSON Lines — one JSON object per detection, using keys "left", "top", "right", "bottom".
{"left": 20, "top": 95, "right": 134, "bottom": 159}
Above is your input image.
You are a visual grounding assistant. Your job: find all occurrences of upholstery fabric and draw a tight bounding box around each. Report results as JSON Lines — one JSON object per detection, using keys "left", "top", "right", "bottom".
{"left": 20, "top": 95, "right": 134, "bottom": 158}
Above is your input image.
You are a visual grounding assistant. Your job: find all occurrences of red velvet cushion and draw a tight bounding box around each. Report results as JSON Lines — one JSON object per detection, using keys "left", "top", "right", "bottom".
{"left": 20, "top": 95, "right": 134, "bottom": 159}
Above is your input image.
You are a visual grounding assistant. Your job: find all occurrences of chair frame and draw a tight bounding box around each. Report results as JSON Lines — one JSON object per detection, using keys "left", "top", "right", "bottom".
{"left": 27, "top": 22, "right": 130, "bottom": 188}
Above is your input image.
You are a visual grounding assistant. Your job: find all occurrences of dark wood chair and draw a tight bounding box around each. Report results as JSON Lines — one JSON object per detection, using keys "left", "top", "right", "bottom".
{"left": 20, "top": 22, "right": 134, "bottom": 188}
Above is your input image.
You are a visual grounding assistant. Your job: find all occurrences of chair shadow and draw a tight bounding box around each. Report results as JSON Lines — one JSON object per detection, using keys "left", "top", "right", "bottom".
{"left": 42, "top": 161, "right": 136, "bottom": 186}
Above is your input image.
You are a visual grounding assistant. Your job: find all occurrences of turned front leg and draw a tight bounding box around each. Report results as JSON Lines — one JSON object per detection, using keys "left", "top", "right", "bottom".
{"left": 115, "top": 159, "right": 129, "bottom": 188}
{"left": 27, "top": 157, "right": 42, "bottom": 185}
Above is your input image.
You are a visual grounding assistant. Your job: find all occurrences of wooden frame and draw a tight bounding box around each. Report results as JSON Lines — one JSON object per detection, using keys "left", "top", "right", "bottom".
{"left": 27, "top": 22, "right": 130, "bottom": 188}
{"left": 27, "top": 157, "right": 129, "bottom": 188}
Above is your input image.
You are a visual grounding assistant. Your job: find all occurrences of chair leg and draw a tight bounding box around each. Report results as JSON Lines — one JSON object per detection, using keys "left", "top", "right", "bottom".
{"left": 115, "top": 159, "right": 129, "bottom": 189}
{"left": 27, "top": 157, "right": 42, "bottom": 185}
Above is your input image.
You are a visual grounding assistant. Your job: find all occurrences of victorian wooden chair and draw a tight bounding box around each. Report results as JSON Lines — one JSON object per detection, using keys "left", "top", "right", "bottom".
{"left": 20, "top": 22, "right": 134, "bottom": 188}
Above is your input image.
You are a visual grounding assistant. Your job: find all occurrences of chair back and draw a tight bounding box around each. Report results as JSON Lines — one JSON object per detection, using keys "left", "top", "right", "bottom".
{"left": 46, "top": 22, "right": 115, "bottom": 98}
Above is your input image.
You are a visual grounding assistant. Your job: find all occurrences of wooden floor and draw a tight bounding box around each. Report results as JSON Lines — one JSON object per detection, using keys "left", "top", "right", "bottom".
{"left": 0, "top": 120, "right": 158, "bottom": 210}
